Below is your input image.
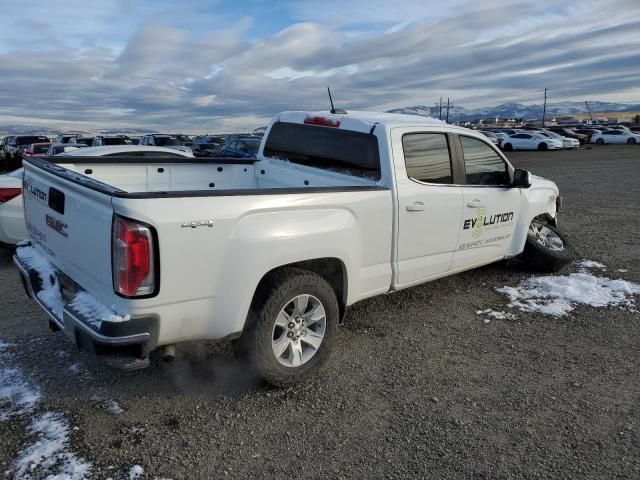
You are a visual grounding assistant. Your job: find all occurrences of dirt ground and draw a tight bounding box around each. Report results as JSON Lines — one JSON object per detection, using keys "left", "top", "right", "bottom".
{"left": 1, "top": 144, "right": 639, "bottom": 479}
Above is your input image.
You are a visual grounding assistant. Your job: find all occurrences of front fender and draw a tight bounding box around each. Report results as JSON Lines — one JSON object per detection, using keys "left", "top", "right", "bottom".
{"left": 507, "top": 176, "right": 559, "bottom": 257}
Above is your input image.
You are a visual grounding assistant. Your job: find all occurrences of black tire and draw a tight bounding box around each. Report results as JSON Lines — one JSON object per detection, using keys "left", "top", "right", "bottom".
{"left": 503, "top": 143, "right": 513, "bottom": 151}
{"left": 627, "top": 138, "right": 636, "bottom": 144}
{"left": 234, "top": 267, "right": 339, "bottom": 387}
{"left": 538, "top": 142, "right": 548, "bottom": 151}
{"left": 520, "top": 224, "right": 573, "bottom": 273}
{"left": 596, "top": 138, "right": 604, "bottom": 145}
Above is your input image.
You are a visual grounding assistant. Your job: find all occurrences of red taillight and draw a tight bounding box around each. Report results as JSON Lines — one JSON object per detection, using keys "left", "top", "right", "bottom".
{"left": 304, "top": 116, "right": 341, "bottom": 128}
{"left": 112, "top": 215, "right": 156, "bottom": 297}
{"left": 0, "top": 188, "right": 21, "bottom": 204}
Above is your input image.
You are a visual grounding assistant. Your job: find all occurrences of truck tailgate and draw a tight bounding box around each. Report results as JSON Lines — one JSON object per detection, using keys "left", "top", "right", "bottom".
{"left": 22, "top": 162, "right": 115, "bottom": 305}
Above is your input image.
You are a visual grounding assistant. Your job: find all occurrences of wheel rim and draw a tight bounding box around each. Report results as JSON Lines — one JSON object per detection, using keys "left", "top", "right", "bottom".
{"left": 271, "top": 294, "right": 326, "bottom": 368}
{"left": 529, "top": 222, "right": 564, "bottom": 251}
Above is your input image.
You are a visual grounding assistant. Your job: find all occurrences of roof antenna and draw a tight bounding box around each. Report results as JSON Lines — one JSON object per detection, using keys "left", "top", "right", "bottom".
{"left": 327, "top": 87, "right": 347, "bottom": 114}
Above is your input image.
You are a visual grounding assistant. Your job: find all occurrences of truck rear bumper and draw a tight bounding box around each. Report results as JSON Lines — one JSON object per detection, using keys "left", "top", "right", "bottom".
{"left": 14, "top": 247, "right": 158, "bottom": 370}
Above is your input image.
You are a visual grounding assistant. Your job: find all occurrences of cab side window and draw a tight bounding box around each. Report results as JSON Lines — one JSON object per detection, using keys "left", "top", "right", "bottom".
{"left": 402, "top": 133, "right": 453, "bottom": 184}
{"left": 461, "top": 136, "right": 509, "bottom": 186}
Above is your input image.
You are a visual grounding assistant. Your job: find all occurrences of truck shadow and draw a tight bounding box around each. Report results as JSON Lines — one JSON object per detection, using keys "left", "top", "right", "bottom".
{"left": 0, "top": 246, "right": 15, "bottom": 269}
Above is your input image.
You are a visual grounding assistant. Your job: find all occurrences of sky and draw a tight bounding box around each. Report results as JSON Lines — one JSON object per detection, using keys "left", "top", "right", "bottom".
{"left": 0, "top": 0, "right": 639, "bottom": 132}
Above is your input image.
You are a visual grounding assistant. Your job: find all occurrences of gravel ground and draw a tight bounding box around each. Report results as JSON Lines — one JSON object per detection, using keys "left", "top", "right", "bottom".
{"left": 1, "top": 145, "right": 639, "bottom": 479}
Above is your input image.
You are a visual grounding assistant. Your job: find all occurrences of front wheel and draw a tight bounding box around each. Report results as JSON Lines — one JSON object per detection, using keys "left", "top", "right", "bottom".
{"left": 595, "top": 138, "right": 604, "bottom": 145}
{"left": 234, "top": 268, "right": 338, "bottom": 387}
{"left": 503, "top": 143, "right": 513, "bottom": 151}
{"left": 520, "top": 221, "right": 573, "bottom": 273}
{"left": 627, "top": 138, "right": 637, "bottom": 145}
{"left": 537, "top": 142, "right": 548, "bottom": 151}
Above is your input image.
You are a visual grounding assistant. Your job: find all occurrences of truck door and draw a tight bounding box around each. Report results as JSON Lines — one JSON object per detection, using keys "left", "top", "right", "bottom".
{"left": 452, "top": 134, "right": 521, "bottom": 269}
{"left": 393, "top": 128, "right": 464, "bottom": 286}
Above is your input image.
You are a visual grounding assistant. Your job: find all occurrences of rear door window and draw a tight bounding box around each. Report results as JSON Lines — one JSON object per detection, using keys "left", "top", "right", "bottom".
{"left": 460, "top": 136, "right": 510, "bottom": 186}
{"left": 263, "top": 122, "right": 381, "bottom": 180}
{"left": 402, "top": 133, "right": 452, "bottom": 184}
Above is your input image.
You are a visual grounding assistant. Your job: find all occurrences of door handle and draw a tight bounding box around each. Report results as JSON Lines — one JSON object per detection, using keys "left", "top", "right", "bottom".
{"left": 466, "top": 200, "right": 483, "bottom": 208}
{"left": 406, "top": 202, "right": 425, "bottom": 212}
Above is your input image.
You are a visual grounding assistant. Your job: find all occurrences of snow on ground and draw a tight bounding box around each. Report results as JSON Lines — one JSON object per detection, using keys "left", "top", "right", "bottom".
{"left": 476, "top": 309, "right": 517, "bottom": 322}
{"left": 11, "top": 412, "right": 92, "bottom": 480}
{"left": 577, "top": 259, "right": 606, "bottom": 270}
{"left": 104, "top": 400, "right": 124, "bottom": 415}
{"left": 129, "top": 465, "right": 144, "bottom": 479}
{"left": 495, "top": 261, "right": 639, "bottom": 318}
{"left": 1, "top": 338, "right": 92, "bottom": 479}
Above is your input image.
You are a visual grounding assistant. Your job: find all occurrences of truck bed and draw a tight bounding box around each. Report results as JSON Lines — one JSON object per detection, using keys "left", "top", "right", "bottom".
{"left": 25, "top": 155, "right": 377, "bottom": 197}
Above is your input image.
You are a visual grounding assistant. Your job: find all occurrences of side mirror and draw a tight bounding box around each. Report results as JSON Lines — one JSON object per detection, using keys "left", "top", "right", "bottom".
{"left": 512, "top": 168, "right": 531, "bottom": 188}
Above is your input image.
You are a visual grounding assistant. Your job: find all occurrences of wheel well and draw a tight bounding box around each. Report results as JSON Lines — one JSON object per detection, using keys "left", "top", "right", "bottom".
{"left": 256, "top": 258, "right": 348, "bottom": 322}
{"left": 531, "top": 213, "right": 556, "bottom": 228}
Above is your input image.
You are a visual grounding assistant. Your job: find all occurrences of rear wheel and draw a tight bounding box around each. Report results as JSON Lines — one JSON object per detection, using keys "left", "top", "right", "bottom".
{"left": 503, "top": 143, "right": 513, "bottom": 151}
{"left": 234, "top": 268, "right": 338, "bottom": 387}
{"left": 627, "top": 138, "right": 636, "bottom": 144}
{"left": 537, "top": 142, "right": 548, "bottom": 151}
{"left": 520, "top": 221, "right": 573, "bottom": 273}
{"left": 596, "top": 138, "right": 604, "bottom": 145}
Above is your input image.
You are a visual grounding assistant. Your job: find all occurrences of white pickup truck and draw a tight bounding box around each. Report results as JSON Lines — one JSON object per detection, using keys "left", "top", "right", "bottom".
{"left": 14, "top": 111, "right": 571, "bottom": 386}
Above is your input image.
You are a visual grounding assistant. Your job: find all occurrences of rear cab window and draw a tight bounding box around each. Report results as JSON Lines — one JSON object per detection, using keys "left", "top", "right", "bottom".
{"left": 401, "top": 133, "right": 453, "bottom": 184}
{"left": 460, "top": 136, "right": 510, "bottom": 186}
{"left": 263, "top": 122, "right": 381, "bottom": 180}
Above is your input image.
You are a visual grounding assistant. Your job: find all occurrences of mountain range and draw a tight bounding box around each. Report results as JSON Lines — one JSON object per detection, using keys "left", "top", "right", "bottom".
{"left": 387, "top": 101, "right": 640, "bottom": 122}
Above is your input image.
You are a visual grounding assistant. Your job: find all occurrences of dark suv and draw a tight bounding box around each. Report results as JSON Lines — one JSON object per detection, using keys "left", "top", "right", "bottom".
{"left": 191, "top": 135, "right": 226, "bottom": 156}
{"left": 3, "top": 135, "right": 50, "bottom": 171}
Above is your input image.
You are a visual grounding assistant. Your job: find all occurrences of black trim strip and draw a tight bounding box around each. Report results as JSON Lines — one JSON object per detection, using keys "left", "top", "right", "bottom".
{"left": 24, "top": 156, "right": 389, "bottom": 199}
{"left": 42, "top": 155, "right": 257, "bottom": 165}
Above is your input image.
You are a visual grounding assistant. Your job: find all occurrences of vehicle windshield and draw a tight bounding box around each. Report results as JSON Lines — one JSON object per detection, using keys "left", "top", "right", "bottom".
{"left": 33, "top": 145, "right": 50, "bottom": 154}
{"left": 17, "top": 136, "right": 49, "bottom": 145}
{"left": 546, "top": 131, "right": 562, "bottom": 139}
{"left": 75, "top": 138, "right": 94, "bottom": 146}
{"left": 154, "top": 136, "right": 181, "bottom": 146}
{"left": 202, "top": 137, "right": 224, "bottom": 145}
{"left": 102, "top": 137, "right": 129, "bottom": 145}
{"left": 243, "top": 139, "right": 261, "bottom": 152}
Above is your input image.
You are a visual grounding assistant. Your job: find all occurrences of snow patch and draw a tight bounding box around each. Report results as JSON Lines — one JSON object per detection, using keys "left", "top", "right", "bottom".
{"left": 69, "top": 292, "right": 130, "bottom": 327}
{"left": 496, "top": 272, "right": 640, "bottom": 317}
{"left": 16, "top": 245, "right": 130, "bottom": 328}
{"left": 0, "top": 342, "right": 41, "bottom": 421}
{"left": 129, "top": 465, "right": 144, "bottom": 479}
{"left": 11, "top": 412, "right": 92, "bottom": 480}
{"left": 16, "top": 245, "right": 64, "bottom": 319}
{"left": 577, "top": 259, "right": 606, "bottom": 270}
{"left": 104, "top": 400, "right": 124, "bottom": 415}
{"left": 476, "top": 309, "right": 517, "bottom": 321}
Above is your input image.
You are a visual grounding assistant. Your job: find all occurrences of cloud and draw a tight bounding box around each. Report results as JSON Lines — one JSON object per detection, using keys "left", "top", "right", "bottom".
{"left": 0, "top": 0, "right": 639, "bottom": 132}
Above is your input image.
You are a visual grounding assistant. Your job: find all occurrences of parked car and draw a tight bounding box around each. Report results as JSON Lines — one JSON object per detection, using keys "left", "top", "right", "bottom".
{"left": 541, "top": 130, "right": 580, "bottom": 149}
{"left": 54, "top": 132, "right": 87, "bottom": 144}
{"left": 479, "top": 131, "right": 501, "bottom": 146}
{"left": 3, "top": 135, "right": 50, "bottom": 171}
{"left": 169, "top": 134, "right": 193, "bottom": 147}
{"left": 22, "top": 143, "right": 52, "bottom": 157}
{"left": 68, "top": 136, "right": 95, "bottom": 146}
{"left": 15, "top": 110, "right": 570, "bottom": 385}
{"left": 220, "top": 136, "right": 261, "bottom": 158}
{"left": 46, "top": 143, "right": 88, "bottom": 156}
{"left": 0, "top": 136, "right": 16, "bottom": 170}
{"left": 0, "top": 145, "right": 194, "bottom": 246}
{"left": 546, "top": 127, "right": 588, "bottom": 144}
{"left": 191, "top": 135, "right": 226, "bottom": 156}
{"left": 139, "top": 134, "right": 193, "bottom": 154}
{"left": 590, "top": 129, "right": 640, "bottom": 144}
{"left": 501, "top": 132, "right": 563, "bottom": 151}
{"left": 92, "top": 135, "right": 132, "bottom": 146}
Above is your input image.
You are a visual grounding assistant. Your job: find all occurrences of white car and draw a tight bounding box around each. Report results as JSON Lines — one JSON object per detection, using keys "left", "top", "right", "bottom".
{"left": 591, "top": 129, "right": 640, "bottom": 145}
{"left": 501, "top": 132, "right": 563, "bottom": 151}
{"left": 540, "top": 130, "right": 580, "bottom": 149}
{"left": 15, "top": 110, "right": 571, "bottom": 386}
{"left": 0, "top": 146, "right": 193, "bottom": 245}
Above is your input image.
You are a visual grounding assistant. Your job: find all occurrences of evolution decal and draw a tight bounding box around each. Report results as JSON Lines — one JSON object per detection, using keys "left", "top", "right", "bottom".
{"left": 463, "top": 207, "right": 514, "bottom": 238}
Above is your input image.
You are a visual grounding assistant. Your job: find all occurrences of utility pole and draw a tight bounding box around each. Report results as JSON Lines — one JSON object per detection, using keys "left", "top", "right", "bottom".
{"left": 434, "top": 97, "right": 443, "bottom": 120}
{"left": 584, "top": 101, "right": 593, "bottom": 123}
{"left": 445, "top": 97, "right": 454, "bottom": 123}
{"left": 542, "top": 88, "right": 548, "bottom": 127}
